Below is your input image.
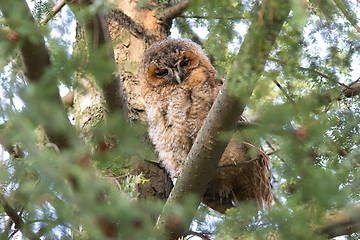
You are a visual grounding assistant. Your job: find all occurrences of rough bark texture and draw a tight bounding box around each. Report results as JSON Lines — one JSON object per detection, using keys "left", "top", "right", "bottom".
{"left": 107, "top": 1, "right": 177, "bottom": 202}
{"left": 72, "top": 23, "right": 105, "bottom": 146}
{"left": 72, "top": 0, "right": 186, "bottom": 203}
{"left": 107, "top": 9, "right": 149, "bottom": 122}
{"left": 155, "top": 1, "right": 291, "bottom": 239}
{"left": 106, "top": 1, "right": 176, "bottom": 200}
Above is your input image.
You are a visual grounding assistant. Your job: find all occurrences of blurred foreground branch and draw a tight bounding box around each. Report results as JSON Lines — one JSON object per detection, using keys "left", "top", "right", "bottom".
{"left": 0, "top": 0, "right": 72, "bottom": 149}
{"left": 0, "top": 193, "right": 40, "bottom": 240}
{"left": 316, "top": 202, "right": 360, "bottom": 238}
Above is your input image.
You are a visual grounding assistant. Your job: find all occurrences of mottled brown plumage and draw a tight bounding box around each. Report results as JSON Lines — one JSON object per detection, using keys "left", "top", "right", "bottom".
{"left": 139, "top": 38, "right": 272, "bottom": 213}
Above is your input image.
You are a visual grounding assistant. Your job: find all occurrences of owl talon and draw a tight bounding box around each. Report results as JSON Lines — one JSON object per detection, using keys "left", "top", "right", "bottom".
{"left": 219, "top": 188, "right": 231, "bottom": 203}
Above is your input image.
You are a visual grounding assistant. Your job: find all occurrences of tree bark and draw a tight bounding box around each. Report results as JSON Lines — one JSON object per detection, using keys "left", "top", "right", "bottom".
{"left": 71, "top": 0, "right": 194, "bottom": 205}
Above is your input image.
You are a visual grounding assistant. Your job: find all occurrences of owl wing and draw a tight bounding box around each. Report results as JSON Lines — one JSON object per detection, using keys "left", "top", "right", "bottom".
{"left": 201, "top": 114, "right": 273, "bottom": 214}
{"left": 202, "top": 152, "right": 273, "bottom": 214}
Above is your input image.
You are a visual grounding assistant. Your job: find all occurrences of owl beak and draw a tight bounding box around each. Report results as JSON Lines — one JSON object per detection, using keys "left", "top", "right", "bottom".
{"left": 171, "top": 69, "right": 181, "bottom": 84}
{"left": 175, "top": 74, "right": 182, "bottom": 84}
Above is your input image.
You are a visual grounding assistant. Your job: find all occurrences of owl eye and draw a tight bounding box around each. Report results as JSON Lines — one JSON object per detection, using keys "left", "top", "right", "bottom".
{"left": 180, "top": 59, "right": 190, "bottom": 67}
{"left": 156, "top": 69, "right": 168, "bottom": 77}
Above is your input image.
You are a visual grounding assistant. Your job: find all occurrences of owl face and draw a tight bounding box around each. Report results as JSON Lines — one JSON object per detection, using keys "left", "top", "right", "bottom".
{"left": 140, "top": 39, "right": 213, "bottom": 87}
{"left": 147, "top": 51, "right": 199, "bottom": 86}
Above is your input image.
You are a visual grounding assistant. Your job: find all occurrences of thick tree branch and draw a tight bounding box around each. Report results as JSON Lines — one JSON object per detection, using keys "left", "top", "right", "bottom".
{"left": 107, "top": 9, "right": 146, "bottom": 39}
{"left": 71, "top": 1, "right": 129, "bottom": 121}
{"left": 156, "top": 1, "right": 291, "bottom": 239}
{"left": 0, "top": 193, "right": 40, "bottom": 240}
{"left": 0, "top": 0, "right": 73, "bottom": 149}
{"left": 160, "top": 0, "right": 193, "bottom": 22}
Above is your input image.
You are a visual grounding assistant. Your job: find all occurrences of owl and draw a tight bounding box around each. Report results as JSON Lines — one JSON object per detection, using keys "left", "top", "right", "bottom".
{"left": 139, "top": 38, "right": 273, "bottom": 213}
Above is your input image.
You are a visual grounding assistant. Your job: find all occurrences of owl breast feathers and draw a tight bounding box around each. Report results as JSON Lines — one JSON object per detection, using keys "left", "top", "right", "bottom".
{"left": 139, "top": 38, "right": 273, "bottom": 213}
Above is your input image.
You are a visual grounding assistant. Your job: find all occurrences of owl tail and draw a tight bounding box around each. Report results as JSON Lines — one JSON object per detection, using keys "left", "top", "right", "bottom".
{"left": 202, "top": 192, "right": 235, "bottom": 214}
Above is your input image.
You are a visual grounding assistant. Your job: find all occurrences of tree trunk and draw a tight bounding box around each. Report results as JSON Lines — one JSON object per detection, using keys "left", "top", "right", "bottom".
{"left": 72, "top": 0, "right": 181, "bottom": 202}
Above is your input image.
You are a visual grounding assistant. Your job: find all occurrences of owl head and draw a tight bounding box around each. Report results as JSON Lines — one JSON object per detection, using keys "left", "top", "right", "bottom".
{"left": 139, "top": 38, "right": 214, "bottom": 87}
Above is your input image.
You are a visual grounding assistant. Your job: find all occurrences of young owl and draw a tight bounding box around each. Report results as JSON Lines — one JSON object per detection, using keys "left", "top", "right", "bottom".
{"left": 139, "top": 38, "right": 272, "bottom": 213}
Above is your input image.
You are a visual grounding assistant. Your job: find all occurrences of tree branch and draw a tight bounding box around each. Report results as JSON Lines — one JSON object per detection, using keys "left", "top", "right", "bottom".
{"left": 0, "top": 193, "right": 40, "bottom": 240}
{"left": 298, "top": 66, "right": 360, "bottom": 98}
{"left": 0, "top": 3, "right": 122, "bottom": 239}
{"left": 40, "top": 0, "right": 66, "bottom": 25}
{"left": 156, "top": 1, "right": 291, "bottom": 239}
{"left": 320, "top": 78, "right": 360, "bottom": 103}
{"left": 272, "top": 79, "right": 295, "bottom": 103}
{"left": 269, "top": 57, "right": 333, "bottom": 81}
{"left": 268, "top": 57, "right": 360, "bottom": 99}
{"left": 70, "top": 1, "right": 129, "bottom": 121}
{"left": 179, "top": 14, "right": 244, "bottom": 20}
{"left": 0, "top": 0, "right": 73, "bottom": 150}
{"left": 107, "top": 9, "right": 146, "bottom": 40}
{"left": 298, "top": 66, "right": 332, "bottom": 80}
{"left": 341, "top": 78, "right": 360, "bottom": 98}
{"left": 160, "top": 0, "right": 193, "bottom": 22}
{"left": 174, "top": 17, "right": 203, "bottom": 46}
{"left": 174, "top": 17, "right": 216, "bottom": 64}
{"left": 333, "top": 0, "right": 360, "bottom": 34}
